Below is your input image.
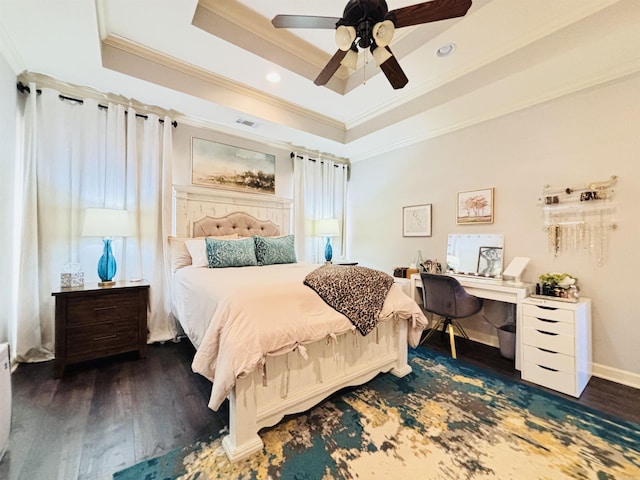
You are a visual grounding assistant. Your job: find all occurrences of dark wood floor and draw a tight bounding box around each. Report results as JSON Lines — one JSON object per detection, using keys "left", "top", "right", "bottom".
{"left": 1, "top": 337, "right": 638, "bottom": 480}
{"left": 0, "top": 340, "right": 227, "bottom": 480}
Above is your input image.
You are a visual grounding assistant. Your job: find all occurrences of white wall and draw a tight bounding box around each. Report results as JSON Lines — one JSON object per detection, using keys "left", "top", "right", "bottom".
{"left": 0, "top": 50, "right": 18, "bottom": 344}
{"left": 347, "top": 73, "right": 640, "bottom": 383}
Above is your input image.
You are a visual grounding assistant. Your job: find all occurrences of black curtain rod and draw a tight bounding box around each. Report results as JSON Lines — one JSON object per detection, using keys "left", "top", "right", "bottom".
{"left": 17, "top": 82, "right": 178, "bottom": 127}
{"left": 17, "top": 81, "right": 41, "bottom": 95}
{"left": 290, "top": 152, "right": 346, "bottom": 168}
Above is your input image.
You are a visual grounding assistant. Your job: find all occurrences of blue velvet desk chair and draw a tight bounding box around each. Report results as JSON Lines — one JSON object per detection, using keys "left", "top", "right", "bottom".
{"left": 419, "top": 272, "right": 483, "bottom": 359}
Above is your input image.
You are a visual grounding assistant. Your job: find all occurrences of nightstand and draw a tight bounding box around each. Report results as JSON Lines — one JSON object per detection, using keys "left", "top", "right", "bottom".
{"left": 52, "top": 281, "right": 149, "bottom": 378}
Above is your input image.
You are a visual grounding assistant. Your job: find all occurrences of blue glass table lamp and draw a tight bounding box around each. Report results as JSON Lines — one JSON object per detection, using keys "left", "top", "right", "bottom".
{"left": 81, "top": 208, "right": 131, "bottom": 286}
{"left": 315, "top": 218, "right": 340, "bottom": 263}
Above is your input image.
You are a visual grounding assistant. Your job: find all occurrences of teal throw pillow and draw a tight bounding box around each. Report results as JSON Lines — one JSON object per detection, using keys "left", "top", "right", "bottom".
{"left": 254, "top": 235, "right": 297, "bottom": 266}
{"left": 205, "top": 237, "right": 258, "bottom": 268}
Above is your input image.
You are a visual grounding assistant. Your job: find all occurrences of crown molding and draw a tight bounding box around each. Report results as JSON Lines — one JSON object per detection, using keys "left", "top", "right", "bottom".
{"left": 193, "top": 0, "right": 350, "bottom": 94}
{"left": 101, "top": 34, "right": 346, "bottom": 142}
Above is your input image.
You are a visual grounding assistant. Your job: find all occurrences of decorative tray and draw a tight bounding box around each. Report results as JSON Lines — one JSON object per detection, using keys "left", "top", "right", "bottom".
{"left": 529, "top": 294, "right": 579, "bottom": 303}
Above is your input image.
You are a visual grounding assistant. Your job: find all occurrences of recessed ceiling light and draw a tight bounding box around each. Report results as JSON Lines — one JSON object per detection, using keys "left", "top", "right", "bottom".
{"left": 436, "top": 43, "right": 456, "bottom": 58}
{"left": 266, "top": 72, "right": 281, "bottom": 83}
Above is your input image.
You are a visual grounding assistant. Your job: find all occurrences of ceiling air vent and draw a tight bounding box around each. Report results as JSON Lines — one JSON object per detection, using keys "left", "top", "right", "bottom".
{"left": 235, "top": 117, "right": 260, "bottom": 128}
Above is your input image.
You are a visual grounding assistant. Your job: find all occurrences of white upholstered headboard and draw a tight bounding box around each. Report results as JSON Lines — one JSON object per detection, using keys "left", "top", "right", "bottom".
{"left": 173, "top": 185, "right": 292, "bottom": 238}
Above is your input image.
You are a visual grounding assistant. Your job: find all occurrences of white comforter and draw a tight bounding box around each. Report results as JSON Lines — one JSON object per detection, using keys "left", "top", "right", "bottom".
{"left": 171, "top": 262, "right": 428, "bottom": 410}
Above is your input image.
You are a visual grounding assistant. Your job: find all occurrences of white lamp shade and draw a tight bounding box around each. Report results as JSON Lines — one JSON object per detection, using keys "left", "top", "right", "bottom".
{"left": 316, "top": 218, "right": 340, "bottom": 237}
{"left": 81, "top": 208, "right": 132, "bottom": 238}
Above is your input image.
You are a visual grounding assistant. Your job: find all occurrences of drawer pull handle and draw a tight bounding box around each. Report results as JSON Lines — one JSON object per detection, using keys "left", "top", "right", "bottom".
{"left": 538, "top": 364, "right": 559, "bottom": 372}
{"left": 537, "top": 347, "right": 557, "bottom": 354}
{"left": 93, "top": 334, "right": 118, "bottom": 341}
{"left": 536, "top": 330, "right": 558, "bottom": 336}
{"left": 94, "top": 306, "right": 118, "bottom": 312}
{"left": 537, "top": 306, "right": 558, "bottom": 311}
{"left": 537, "top": 318, "right": 558, "bottom": 323}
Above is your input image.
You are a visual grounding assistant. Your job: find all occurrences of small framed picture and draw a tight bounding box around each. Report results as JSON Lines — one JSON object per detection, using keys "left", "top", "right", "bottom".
{"left": 457, "top": 188, "right": 494, "bottom": 224}
{"left": 403, "top": 204, "right": 432, "bottom": 237}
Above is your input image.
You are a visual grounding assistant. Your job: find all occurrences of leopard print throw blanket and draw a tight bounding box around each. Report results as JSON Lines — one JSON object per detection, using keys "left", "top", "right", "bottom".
{"left": 304, "top": 264, "right": 394, "bottom": 336}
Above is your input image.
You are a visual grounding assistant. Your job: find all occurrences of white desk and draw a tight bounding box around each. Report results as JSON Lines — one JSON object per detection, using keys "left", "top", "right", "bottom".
{"left": 410, "top": 273, "right": 533, "bottom": 370}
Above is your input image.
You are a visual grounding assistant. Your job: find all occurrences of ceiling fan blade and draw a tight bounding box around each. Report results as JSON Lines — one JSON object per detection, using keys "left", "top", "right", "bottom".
{"left": 272, "top": 15, "right": 340, "bottom": 29}
{"left": 314, "top": 50, "right": 348, "bottom": 86}
{"left": 390, "top": 0, "right": 472, "bottom": 28}
{"left": 379, "top": 48, "right": 409, "bottom": 90}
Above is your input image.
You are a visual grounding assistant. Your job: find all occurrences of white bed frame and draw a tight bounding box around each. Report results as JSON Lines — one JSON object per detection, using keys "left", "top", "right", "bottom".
{"left": 173, "top": 185, "right": 412, "bottom": 461}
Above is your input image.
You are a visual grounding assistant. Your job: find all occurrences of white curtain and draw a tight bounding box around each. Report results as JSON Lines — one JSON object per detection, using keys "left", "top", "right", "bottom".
{"left": 293, "top": 154, "right": 348, "bottom": 263}
{"left": 8, "top": 85, "right": 175, "bottom": 362}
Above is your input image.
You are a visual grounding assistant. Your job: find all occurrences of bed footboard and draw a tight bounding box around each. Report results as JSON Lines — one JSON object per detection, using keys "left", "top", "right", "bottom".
{"left": 221, "top": 317, "right": 410, "bottom": 461}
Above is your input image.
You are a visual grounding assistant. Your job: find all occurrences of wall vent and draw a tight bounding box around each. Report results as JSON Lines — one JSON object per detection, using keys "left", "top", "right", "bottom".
{"left": 235, "top": 117, "right": 260, "bottom": 128}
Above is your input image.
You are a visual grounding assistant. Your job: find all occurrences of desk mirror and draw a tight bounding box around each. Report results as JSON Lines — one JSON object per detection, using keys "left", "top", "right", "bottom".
{"left": 446, "top": 234, "right": 504, "bottom": 277}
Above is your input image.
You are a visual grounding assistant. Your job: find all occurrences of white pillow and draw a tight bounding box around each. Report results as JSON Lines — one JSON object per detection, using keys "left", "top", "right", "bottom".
{"left": 186, "top": 235, "right": 240, "bottom": 267}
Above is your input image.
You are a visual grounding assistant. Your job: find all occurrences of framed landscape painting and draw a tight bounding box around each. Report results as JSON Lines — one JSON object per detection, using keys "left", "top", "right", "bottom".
{"left": 457, "top": 188, "right": 494, "bottom": 224}
{"left": 191, "top": 137, "right": 275, "bottom": 194}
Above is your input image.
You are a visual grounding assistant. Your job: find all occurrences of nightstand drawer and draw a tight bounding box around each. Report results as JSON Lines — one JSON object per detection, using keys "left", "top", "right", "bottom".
{"left": 522, "top": 303, "right": 574, "bottom": 323}
{"left": 66, "top": 320, "right": 139, "bottom": 358}
{"left": 66, "top": 291, "right": 140, "bottom": 326}
{"left": 522, "top": 315, "right": 574, "bottom": 336}
{"left": 522, "top": 326, "right": 575, "bottom": 356}
{"left": 522, "top": 344, "right": 575, "bottom": 373}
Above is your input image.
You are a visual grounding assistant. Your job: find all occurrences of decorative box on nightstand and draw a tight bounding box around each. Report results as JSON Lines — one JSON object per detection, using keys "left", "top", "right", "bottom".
{"left": 520, "top": 296, "right": 591, "bottom": 397}
{"left": 52, "top": 281, "right": 149, "bottom": 378}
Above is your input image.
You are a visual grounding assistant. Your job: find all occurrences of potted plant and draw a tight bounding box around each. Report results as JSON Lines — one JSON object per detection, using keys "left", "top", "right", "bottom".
{"left": 538, "top": 272, "right": 579, "bottom": 299}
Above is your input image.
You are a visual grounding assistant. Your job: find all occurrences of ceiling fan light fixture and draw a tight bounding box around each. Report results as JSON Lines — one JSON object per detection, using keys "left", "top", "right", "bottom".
{"left": 340, "top": 48, "right": 359, "bottom": 70}
{"left": 372, "top": 20, "right": 394, "bottom": 48}
{"left": 335, "top": 25, "right": 356, "bottom": 51}
{"left": 372, "top": 46, "right": 392, "bottom": 67}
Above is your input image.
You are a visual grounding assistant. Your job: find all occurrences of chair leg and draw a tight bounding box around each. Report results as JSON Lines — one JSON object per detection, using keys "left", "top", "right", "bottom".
{"left": 440, "top": 318, "right": 452, "bottom": 342}
{"left": 448, "top": 324, "right": 457, "bottom": 359}
{"left": 419, "top": 318, "right": 444, "bottom": 346}
{"left": 452, "top": 321, "right": 470, "bottom": 339}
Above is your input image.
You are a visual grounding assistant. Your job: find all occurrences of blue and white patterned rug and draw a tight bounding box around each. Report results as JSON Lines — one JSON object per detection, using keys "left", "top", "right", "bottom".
{"left": 114, "top": 349, "right": 640, "bottom": 479}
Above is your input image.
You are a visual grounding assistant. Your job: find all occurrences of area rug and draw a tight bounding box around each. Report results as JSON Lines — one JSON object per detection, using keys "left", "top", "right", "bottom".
{"left": 113, "top": 349, "right": 640, "bottom": 479}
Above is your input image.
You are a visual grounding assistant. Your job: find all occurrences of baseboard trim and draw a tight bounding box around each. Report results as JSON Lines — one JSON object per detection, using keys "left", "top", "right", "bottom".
{"left": 592, "top": 362, "right": 640, "bottom": 390}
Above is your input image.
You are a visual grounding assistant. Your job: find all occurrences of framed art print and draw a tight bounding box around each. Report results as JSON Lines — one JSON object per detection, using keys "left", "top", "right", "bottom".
{"left": 403, "top": 204, "right": 432, "bottom": 237}
{"left": 191, "top": 137, "right": 275, "bottom": 194}
{"left": 457, "top": 188, "right": 494, "bottom": 224}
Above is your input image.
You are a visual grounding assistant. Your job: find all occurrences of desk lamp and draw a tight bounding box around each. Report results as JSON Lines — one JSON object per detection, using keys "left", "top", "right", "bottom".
{"left": 81, "top": 208, "right": 131, "bottom": 286}
{"left": 316, "top": 218, "right": 340, "bottom": 263}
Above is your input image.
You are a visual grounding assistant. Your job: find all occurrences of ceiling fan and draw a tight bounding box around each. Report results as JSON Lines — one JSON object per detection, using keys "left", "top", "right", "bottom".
{"left": 271, "top": 0, "right": 472, "bottom": 90}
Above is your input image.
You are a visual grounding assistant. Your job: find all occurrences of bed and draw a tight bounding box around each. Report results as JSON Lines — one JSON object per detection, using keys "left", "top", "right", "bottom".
{"left": 169, "top": 185, "right": 429, "bottom": 461}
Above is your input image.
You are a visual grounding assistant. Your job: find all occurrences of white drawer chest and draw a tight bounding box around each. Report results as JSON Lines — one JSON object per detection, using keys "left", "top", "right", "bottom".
{"left": 520, "top": 297, "right": 591, "bottom": 397}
